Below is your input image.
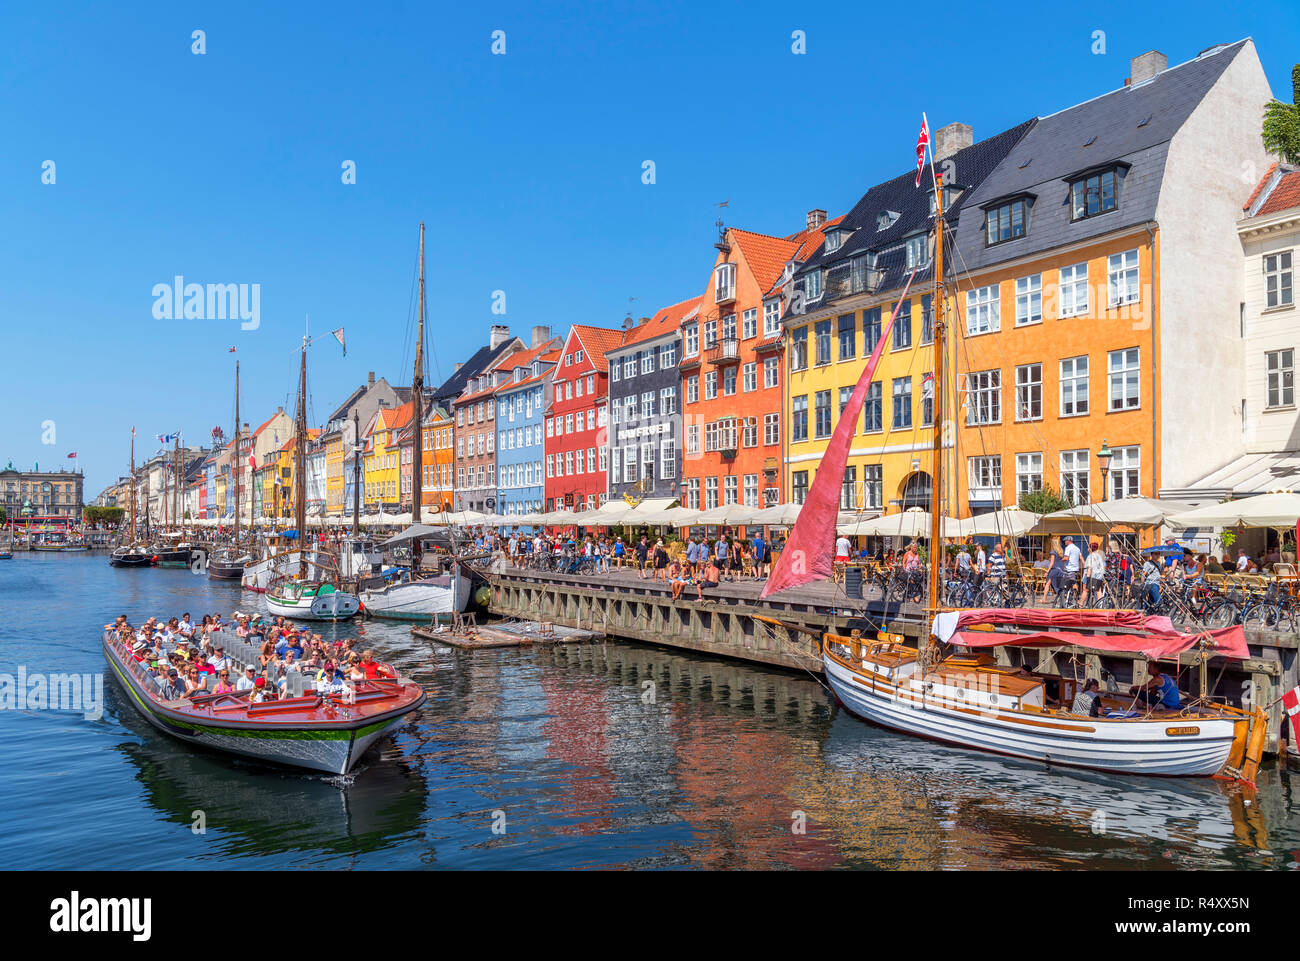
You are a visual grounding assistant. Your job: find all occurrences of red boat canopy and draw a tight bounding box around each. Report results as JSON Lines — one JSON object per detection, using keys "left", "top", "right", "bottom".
{"left": 935, "top": 608, "right": 1249, "bottom": 660}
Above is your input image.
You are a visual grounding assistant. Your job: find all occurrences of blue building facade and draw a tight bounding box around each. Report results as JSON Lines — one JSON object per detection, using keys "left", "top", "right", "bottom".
{"left": 495, "top": 340, "right": 559, "bottom": 527}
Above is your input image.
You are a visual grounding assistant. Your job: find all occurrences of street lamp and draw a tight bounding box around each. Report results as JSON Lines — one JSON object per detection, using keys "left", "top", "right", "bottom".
{"left": 1097, "top": 439, "right": 1113, "bottom": 503}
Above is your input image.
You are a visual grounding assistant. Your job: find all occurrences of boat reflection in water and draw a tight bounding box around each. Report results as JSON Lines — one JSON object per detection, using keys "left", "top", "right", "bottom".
{"left": 108, "top": 683, "right": 427, "bottom": 860}
{"left": 806, "top": 713, "right": 1276, "bottom": 869}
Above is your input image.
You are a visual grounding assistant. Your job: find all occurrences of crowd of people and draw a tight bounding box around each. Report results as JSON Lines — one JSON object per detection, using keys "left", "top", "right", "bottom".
{"left": 107, "top": 610, "right": 393, "bottom": 703}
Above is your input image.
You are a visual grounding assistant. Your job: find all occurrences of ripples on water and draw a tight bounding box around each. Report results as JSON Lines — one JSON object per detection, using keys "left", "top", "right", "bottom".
{"left": 0, "top": 553, "right": 1296, "bottom": 869}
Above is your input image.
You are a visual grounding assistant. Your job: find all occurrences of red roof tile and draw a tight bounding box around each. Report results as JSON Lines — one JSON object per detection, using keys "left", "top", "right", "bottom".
{"left": 728, "top": 228, "right": 804, "bottom": 294}
{"left": 618, "top": 295, "right": 702, "bottom": 349}
{"left": 569, "top": 325, "right": 625, "bottom": 373}
{"left": 1256, "top": 168, "right": 1300, "bottom": 217}
{"left": 1243, "top": 162, "right": 1280, "bottom": 213}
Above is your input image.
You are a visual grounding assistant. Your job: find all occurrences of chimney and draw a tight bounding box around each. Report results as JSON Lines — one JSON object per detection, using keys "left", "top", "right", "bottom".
{"left": 531, "top": 325, "right": 551, "bottom": 348}
{"left": 489, "top": 324, "right": 510, "bottom": 350}
{"left": 933, "top": 122, "right": 973, "bottom": 162}
{"left": 638, "top": 316, "right": 650, "bottom": 326}
{"left": 367, "top": 371, "right": 375, "bottom": 387}
{"left": 806, "top": 209, "right": 827, "bottom": 230}
{"left": 453, "top": 362, "right": 464, "bottom": 373}
{"left": 1129, "top": 50, "right": 1167, "bottom": 85}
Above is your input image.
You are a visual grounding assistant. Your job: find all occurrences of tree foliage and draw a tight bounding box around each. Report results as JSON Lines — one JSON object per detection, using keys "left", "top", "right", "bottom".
{"left": 1018, "top": 484, "right": 1070, "bottom": 515}
{"left": 1262, "top": 64, "right": 1300, "bottom": 164}
{"left": 83, "top": 506, "right": 125, "bottom": 527}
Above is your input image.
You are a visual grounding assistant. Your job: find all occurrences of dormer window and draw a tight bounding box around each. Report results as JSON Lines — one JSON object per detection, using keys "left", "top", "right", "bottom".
{"left": 824, "top": 229, "right": 844, "bottom": 253}
{"left": 1069, "top": 167, "right": 1119, "bottom": 221}
{"left": 877, "top": 211, "right": 900, "bottom": 232}
{"left": 850, "top": 253, "right": 878, "bottom": 294}
{"left": 985, "top": 197, "right": 1031, "bottom": 245}
{"left": 928, "top": 186, "right": 961, "bottom": 216}
{"left": 905, "top": 234, "right": 929, "bottom": 269}
{"left": 715, "top": 263, "right": 737, "bottom": 304}
{"left": 804, "top": 269, "right": 823, "bottom": 301}
{"left": 532, "top": 361, "right": 540, "bottom": 377}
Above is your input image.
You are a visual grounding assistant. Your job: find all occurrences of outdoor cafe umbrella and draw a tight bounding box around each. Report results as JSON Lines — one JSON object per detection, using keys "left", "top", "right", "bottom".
{"left": 693, "top": 504, "right": 760, "bottom": 526}
{"left": 1165, "top": 491, "right": 1300, "bottom": 530}
{"left": 959, "top": 508, "right": 1042, "bottom": 538}
{"left": 748, "top": 503, "right": 803, "bottom": 526}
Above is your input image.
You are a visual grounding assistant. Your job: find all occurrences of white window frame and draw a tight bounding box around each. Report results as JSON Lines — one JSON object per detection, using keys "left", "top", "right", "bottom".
{"left": 1108, "top": 249, "right": 1140, "bottom": 308}
{"left": 1108, "top": 347, "right": 1141, "bottom": 411}
{"left": 1015, "top": 273, "right": 1042, "bottom": 326}
{"left": 1060, "top": 355, "right": 1089, "bottom": 417}
{"left": 1015, "top": 363, "right": 1042, "bottom": 421}
{"left": 1266, "top": 348, "right": 1295, "bottom": 408}
{"left": 1059, "top": 262, "right": 1089, "bottom": 318}
{"left": 965, "top": 284, "right": 1000, "bottom": 335}
{"left": 1265, "top": 251, "right": 1294, "bottom": 309}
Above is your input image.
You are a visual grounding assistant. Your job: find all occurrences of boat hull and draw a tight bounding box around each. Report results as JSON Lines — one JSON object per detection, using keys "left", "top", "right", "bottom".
{"left": 359, "top": 575, "right": 471, "bottom": 620}
{"left": 109, "top": 551, "right": 155, "bottom": 567}
{"left": 266, "top": 586, "right": 361, "bottom": 621}
{"left": 824, "top": 653, "right": 1237, "bottom": 777}
{"left": 208, "top": 554, "right": 250, "bottom": 580}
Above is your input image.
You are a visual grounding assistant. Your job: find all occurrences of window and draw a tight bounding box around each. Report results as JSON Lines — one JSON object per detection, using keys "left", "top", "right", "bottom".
{"left": 863, "top": 307, "right": 882, "bottom": 352}
{"left": 640, "top": 442, "right": 654, "bottom": 479}
{"left": 1060, "top": 262, "right": 1088, "bottom": 317}
{"left": 892, "top": 300, "right": 912, "bottom": 349}
{"left": 723, "top": 367, "right": 737, "bottom": 396}
{"left": 805, "top": 269, "right": 823, "bottom": 301}
{"left": 1061, "top": 355, "right": 1089, "bottom": 416}
{"left": 838, "top": 314, "right": 856, "bottom": 360}
{"left": 815, "top": 390, "right": 833, "bottom": 438}
{"left": 965, "top": 370, "right": 1001, "bottom": 425}
{"left": 815, "top": 321, "right": 832, "bottom": 365}
{"left": 586, "top": 374, "right": 594, "bottom": 393}
{"left": 624, "top": 395, "right": 636, "bottom": 422}
{"left": 742, "top": 308, "right": 757, "bottom": 339}
{"left": 545, "top": 455, "right": 553, "bottom": 478}
{"left": 1267, "top": 348, "right": 1295, "bottom": 407}
{"left": 839, "top": 466, "right": 858, "bottom": 510}
{"left": 575, "top": 378, "right": 583, "bottom": 398}
{"left": 641, "top": 351, "right": 655, "bottom": 374}
{"left": 850, "top": 253, "right": 874, "bottom": 294}
{"left": 642, "top": 390, "right": 656, "bottom": 418}
{"left": 792, "top": 470, "right": 809, "bottom": 504}
{"left": 790, "top": 327, "right": 808, "bottom": 370}
{"left": 824, "top": 229, "right": 843, "bottom": 253}
{"left": 763, "top": 300, "right": 781, "bottom": 336}
{"left": 838, "top": 386, "right": 852, "bottom": 415}
{"left": 739, "top": 416, "right": 757, "bottom": 448}
{"left": 966, "top": 285, "right": 1000, "bottom": 335}
{"left": 564, "top": 382, "right": 572, "bottom": 401}
{"left": 705, "top": 476, "right": 719, "bottom": 509}
{"left": 985, "top": 198, "right": 1029, "bottom": 245}
{"left": 622, "top": 445, "right": 637, "bottom": 484}
{"left": 684, "top": 324, "right": 699, "bottom": 357}
{"left": 661, "top": 440, "right": 675, "bottom": 479}
{"left": 1108, "top": 249, "right": 1140, "bottom": 307}
{"left": 687, "top": 477, "right": 699, "bottom": 509}
{"left": 1109, "top": 445, "right": 1141, "bottom": 499}
{"left": 863, "top": 382, "right": 882, "bottom": 433}
{"left": 715, "top": 263, "right": 736, "bottom": 303}
{"left": 1069, "top": 169, "right": 1118, "bottom": 220}
{"left": 764, "top": 412, "right": 780, "bottom": 445}
{"left": 742, "top": 362, "right": 757, "bottom": 392}
{"left": 1265, "top": 252, "right": 1293, "bottom": 308}
{"left": 703, "top": 320, "right": 717, "bottom": 349}
{"left": 921, "top": 372, "right": 934, "bottom": 427}
{"left": 724, "top": 476, "right": 738, "bottom": 504}
{"left": 1015, "top": 363, "right": 1042, "bottom": 421}
{"left": 598, "top": 447, "right": 607, "bottom": 472}
{"left": 1060, "top": 449, "right": 1090, "bottom": 505}
{"left": 743, "top": 473, "right": 758, "bottom": 507}
{"left": 1108, "top": 348, "right": 1140, "bottom": 411}
{"left": 860, "top": 464, "right": 882, "bottom": 509}
{"left": 1015, "top": 274, "right": 1042, "bottom": 326}
{"left": 611, "top": 400, "right": 622, "bottom": 424}
{"left": 565, "top": 413, "right": 574, "bottom": 433}
{"left": 722, "top": 313, "right": 736, "bottom": 341}
{"left": 764, "top": 486, "right": 779, "bottom": 507}
{"left": 687, "top": 424, "right": 700, "bottom": 454}
{"left": 623, "top": 355, "right": 636, "bottom": 379}
{"left": 792, "top": 395, "right": 808, "bottom": 442}
{"left": 905, "top": 234, "right": 928, "bottom": 269}
{"left": 920, "top": 294, "right": 933, "bottom": 344}
{"left": 704, "top": 371, "right": 717, "bottom": 399}
{"left": 686, "top": 375, "right": 699, "bottom": 404}
{"left": 1016, "top": 453, "right": 1042, "bottom": 500}
{"left": 661, "top": 386, "right": 677, "bottom": 414}
{"left": 611, "top": 362, "right": 620, "bottom": 382}
{"left": 660, "top": 342, "right": 676, "bottom": 367}
{"left": 575, "top": 449, "right": 585, "bottom": 474}
{"left": 891, "top": 377, "right": 912, "bottom": 429}
{"left": 969, "top": 455, "right": 1001, "bottom": 493}
{"left": 763, "top": 356, "right": 779, "bottom": 389}
{"left": 564, "top": 451, "right": 573, "bottom": 475}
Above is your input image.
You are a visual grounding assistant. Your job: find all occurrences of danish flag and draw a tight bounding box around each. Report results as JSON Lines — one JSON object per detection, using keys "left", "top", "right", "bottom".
{"left": 1283, "top": 684, "right": 1300, "bottom": 721}
{"left": 915, "top": 114, "right": 931, "bottom": 187}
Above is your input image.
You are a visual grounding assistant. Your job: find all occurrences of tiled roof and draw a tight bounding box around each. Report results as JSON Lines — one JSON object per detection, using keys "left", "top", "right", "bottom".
{"left": 496, "top": 348, "right": 560, "bottom": 392}
{"left": 250, "top": 412, "right": 283, "bottom": 438}
{"left": 430, "top": 337, "right": 522, "bottom": 403}
{"left": 1242, "top": 161, "right": 1280, "bottom": 214}
{"left": 729, "top": 229, "right": 804, "bottom": 293}
{"left": 569, "top": 325, "right": 625, "bottom": 373}
{"left": 1254, "top": 167, "right": 1300, "bottom": 217}
{"left": 614, "top": 295, "right": 702, "bottom": 351}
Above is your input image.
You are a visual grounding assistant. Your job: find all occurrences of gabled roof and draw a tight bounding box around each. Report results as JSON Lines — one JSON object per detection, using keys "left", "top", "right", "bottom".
{"left": 496, "top": 348, "right": 561, "bottom": 392}
{"left": 430, "top": 336, "right": 522, "bottom": 403}
{"left": 954, "top": 40, "right": 1252, "bottom": 272}
{"left": 1246, "top": 163, "right": 1300, "bottom": 218}
{"left": 250, "top": 411, "right": 285, "bottom": 438}
{"left": 729, "top": 229, "right": 806, "bottom": 294}
{"left": 614, "top": 295, "right": 702, "bottom": 351}
{"left": 566, "top": 325, "right": 624, "bottom": 374}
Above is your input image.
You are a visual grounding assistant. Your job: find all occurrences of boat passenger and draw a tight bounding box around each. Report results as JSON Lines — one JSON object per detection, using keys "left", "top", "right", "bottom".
{"left": 1070, "top": 678, "right": 1104, "bottom": 718}
{"left": 1130, "top": 663, "right": 1181, "bottom": 710}
{"left": 236, "top": 665, "right": 257, "bottom": 692}
{"left": 316, "top": 663, "right": 347, "bottom": 695}
{"left": 214, "top": 671, "right": 234, "bottom": 694}
{"left": 183, "top": 668, "right": 203, "bottom": 695}
{"left": 178, "top": 613, "right": 195, "bottom": 637}
{"left": 250, "top": 677, "right": 272, "bottom": 703}
{"left": 210, "top": 646, "right": 231, "bottom": 672}
{"left": 359, "top": 650, "right": 388, "bottom": 679}
{"left": 158, "top": 670, "right": 184, "bottom": 700}
{"left": 347, "top": 661, "right": 366, "bottom": 681}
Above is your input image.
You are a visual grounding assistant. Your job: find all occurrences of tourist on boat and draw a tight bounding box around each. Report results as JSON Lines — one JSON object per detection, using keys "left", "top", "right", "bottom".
{"left": 158, "top": 670, "right": 184, "bottom": 700}
{"left": 276, "top": 632, "right": 304, "bottom": 661}
{"left": 235, "top": 664, "right": 257, "bottom": 692}
{"left": 359, "top": 650, "right": 390, "bottom": 679}
{"left": 250, "top": 677, "right": 272, "bottom": 703}
{"left": 1070, "top": 678, "right": 1104, "bottom": 717}
{"left": 1130, "top": 662, "right": 1181, "bottom": 710}
{"left": 177, "top": 613, "right": 194, "bottom": 638}
{"left": 210, "top": 645, "right": 231, "bottom": 672}
{"left": 183, "top": 667, "right": 203, "bottom": 695}
{"left": 1084, "top": 542, "right": 1106, "bottom": 606}
{"left": 316, "top": 663, "right": 347, "bottom": 695}
{"left": 214, "top": 670, "right": 235, "bottom": 694}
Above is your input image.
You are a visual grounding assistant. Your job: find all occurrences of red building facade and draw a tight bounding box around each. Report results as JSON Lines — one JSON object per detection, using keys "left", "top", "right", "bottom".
{"left": 544, "top": 325, "right": 622, "bottom": 512}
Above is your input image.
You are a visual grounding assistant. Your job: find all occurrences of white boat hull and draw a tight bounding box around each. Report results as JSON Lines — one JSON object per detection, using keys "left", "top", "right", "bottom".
{"left": 823, "top": 653, "right": 1238, "bottom": 777}
{"left": 266, "top": 588, "right": 361, "bottom": 621}
{"left": 359, "top": 575, "right": 471, "bottom": 620}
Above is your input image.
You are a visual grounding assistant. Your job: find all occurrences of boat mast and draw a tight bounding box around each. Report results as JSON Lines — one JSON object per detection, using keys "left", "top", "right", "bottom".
{"left": 173, "top": 434, "right": 180, "bottom": 529}
{"left": 411, "top": 221, "right": 426, "bottom": 572}
{"left": 295, "top": 336, "right": 308, "bottom": 578}
{"left": 927, "top": 170, "right": 947, "bottom": 623}
{"left": 129, "top": 430, "right": 136, "bottom": 542}
{"left": 233, "top": 359, "right": 241, "bottom": 542}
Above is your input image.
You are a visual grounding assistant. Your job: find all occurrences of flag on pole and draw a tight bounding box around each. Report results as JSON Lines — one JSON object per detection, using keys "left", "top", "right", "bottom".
{"left": 67, "top": 452, "right": 77, "bottom": 459}
{"left": 915, "top": 114, "right": 931, "bottom": 187}
{"left": 157, "top": 431, "right": 179, "bottom": 445}
{"left": 332, "top": 327, "right": 346, "bottom": 356}
{"left": 1284, "top": 684, "right": 1300, "bottom": 721}
{"left": 228, "top": 346, "right": 237, "bottom": 353}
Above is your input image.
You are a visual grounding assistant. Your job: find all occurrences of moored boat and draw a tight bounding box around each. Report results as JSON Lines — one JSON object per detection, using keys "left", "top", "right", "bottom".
{"left": 359, "top": 569, "right": 471, "bottom": 621}
{"left": 266, "top": 578, "right": 361, "bottom": 620}
{"left": 208, "top": 546, "right": 251, "bottom": 580}
{"left": 109, "top": 544, "right": 156, "bottom": 567}
{"left": 102, "top": 627, "right": 425, "bottom": 774}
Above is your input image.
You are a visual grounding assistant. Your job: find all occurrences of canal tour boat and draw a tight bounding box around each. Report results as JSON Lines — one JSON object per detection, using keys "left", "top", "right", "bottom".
{"left": 759, "top": 133, "right": 1269, "bottom": 782}
{"left": 102, "top": 627, "right": 425, "bottom": 774}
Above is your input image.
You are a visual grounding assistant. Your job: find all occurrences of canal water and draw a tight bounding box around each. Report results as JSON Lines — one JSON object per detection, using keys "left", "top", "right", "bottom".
{"left": 1, "top": 552, "right": 1296, "bottom": 869}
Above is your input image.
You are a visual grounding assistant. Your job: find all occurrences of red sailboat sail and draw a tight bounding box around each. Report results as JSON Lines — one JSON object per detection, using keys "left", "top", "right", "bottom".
{"left": 761, "top": 267, "right": 919, "bottom": 598}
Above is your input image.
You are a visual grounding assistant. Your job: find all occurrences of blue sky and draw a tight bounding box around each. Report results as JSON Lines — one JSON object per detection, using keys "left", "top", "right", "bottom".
{"left": 2, "top": 1, "right": 1297, "bottom": 494}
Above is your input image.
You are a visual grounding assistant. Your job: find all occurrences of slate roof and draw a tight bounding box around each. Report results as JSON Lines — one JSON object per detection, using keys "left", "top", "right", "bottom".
{"left": 789, "top": 119, "right": 1035, "bottom": 315}
{"left": 953, "top": 40, "right": 1251, "bottom": 272}
{"left": 430, "top": 337, "right": 521, "bottom": 404}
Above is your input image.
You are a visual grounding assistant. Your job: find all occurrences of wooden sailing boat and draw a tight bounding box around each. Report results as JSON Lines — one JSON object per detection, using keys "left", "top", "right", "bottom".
{"left": 210, "top": 360, "right": 252, "bottom": 580}
{"left": 359, "top": 222, "right": 471, "bottom": 620}
{"left": 765, "top": 126, "right": 1268, "bottom": 779}
{"left": 265, "top": 330, "right": 360, "bottom": 620}
{"left": 110, "top": 429, "right": 154, "bottom": 567}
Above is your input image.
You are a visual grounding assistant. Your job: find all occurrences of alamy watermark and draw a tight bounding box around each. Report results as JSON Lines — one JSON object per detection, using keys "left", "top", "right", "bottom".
{"left": 0, "top": 667, "right": 104, "bottom": 720}
{"left": 152, "top": 276, "right": 260, "bottom": 330}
